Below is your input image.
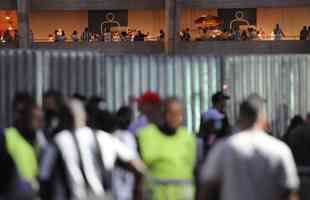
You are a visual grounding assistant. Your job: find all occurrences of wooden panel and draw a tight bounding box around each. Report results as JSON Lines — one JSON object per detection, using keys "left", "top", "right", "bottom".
{"left": 176, "top": 41, "right": 310, "bottom": 54}
{"left": 32, "top": 42, "right": 164, "bottom": 55}
{"left": 182, "top": 0, "right": 310, "bottom": 9}
{"left": 30, "top": 0, "right": 164, "bottom": 10}
{"left": 0, "top": 0, "right": 16, "bottom": 10}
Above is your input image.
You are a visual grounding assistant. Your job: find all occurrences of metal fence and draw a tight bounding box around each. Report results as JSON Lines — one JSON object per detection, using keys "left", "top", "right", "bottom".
{"left": 223, "top": 54, "right": 310, "bottom": 137}
{"left": 1, "top": 49, "right": 310, "bottom": 136}
{"left": 0, "top": 49, "right": 221, "bottom": 132}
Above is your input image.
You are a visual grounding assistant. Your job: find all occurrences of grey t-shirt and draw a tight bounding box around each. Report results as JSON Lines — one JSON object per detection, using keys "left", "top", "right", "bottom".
{"left": 203, "top": 130, "right": 299, "bottom": 200}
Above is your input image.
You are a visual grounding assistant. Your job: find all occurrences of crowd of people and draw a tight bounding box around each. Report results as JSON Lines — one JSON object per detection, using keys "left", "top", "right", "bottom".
{"left": 0, "top": 89, "right": 308, "bottom": 200}
{"left": 50, "top": 27, "right": 165, "bottom": 43}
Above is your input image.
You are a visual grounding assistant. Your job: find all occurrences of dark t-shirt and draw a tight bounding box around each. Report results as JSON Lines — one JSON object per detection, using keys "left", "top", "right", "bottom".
{"left": 287, "top": 125, "right": 310, "bottom": 166}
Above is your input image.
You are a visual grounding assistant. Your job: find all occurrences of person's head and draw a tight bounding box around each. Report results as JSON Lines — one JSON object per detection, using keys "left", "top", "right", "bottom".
{"left": 212, "top": 91, "right": 230, "bottom": 113}
{"left": 73, "top": 30, "right": 77, "bottom": 35}
{"left": 13, "top": 92, "right": 34, "bottom": 117}
{"left": 238, "top": 94, "right": 268, "bottom": 131}
{"left": 72, "top": 93, "right": 87, "bottom": 103}
{"left": 186, "top": 28, "right": 190, "bottom": 32}
{"left": 276, "top": 24, "right": 280, "bottom": 29}
{"left": 85, "top": 27, "right": 89, "bottom": 32}
{"left": 308, "top": 26, "right": 310, "bottom": 31}
{"left": 136, "top": 91, "right": 162, "bottom": 123}
{"left": 13, "top": 94, "right": 43, "bottom": 141}
{"left": 43, "top": 90, "right": 63, "bottom": 114}
{"left": 303, "top": 26, "right": 307, "bottom": 30}
{"left": 288, "top": 115, "right": 304, "bottom": 132}
{"left": 160, "top": 30, "right": 164, "bottom": 34}
{"left": 163, "top": 97, "right": 184, "bottom": 130}
{"left": 116, "top": 106, "right": 133, "bottom": 130}
{"left": 67, "top": 98, "right": 87, "bottom": 129}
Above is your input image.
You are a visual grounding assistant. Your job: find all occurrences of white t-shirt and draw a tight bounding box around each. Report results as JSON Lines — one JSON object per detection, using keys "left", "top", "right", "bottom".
{"left": 54, "top": 127, "right": 136, "bottom": 199}
{"left": 112, "top": 130, "right": 139, "bottom": 200}
{"left": 203, "top": 129, "right": 299, "bottom": 200}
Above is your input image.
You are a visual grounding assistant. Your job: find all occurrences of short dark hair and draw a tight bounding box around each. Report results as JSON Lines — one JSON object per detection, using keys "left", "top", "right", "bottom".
{"left": 163, "top": 97, "right": 182, "bottom": 114}
{"left": 239, "top": 94, "right": 266, "bottom": 127}
{"left": 116, "top": 106, "right": 133, "bottom": 130}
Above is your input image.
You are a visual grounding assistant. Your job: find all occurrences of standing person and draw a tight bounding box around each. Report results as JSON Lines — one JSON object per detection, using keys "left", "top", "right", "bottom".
{"left": 112, "top": 106, "right": 139, "bottom": 200}
{"left": 43, "top": 90, "right": 64, "bottom": 140}
{"left": 274, "top": 24, "right": 285, "bottom": 40}
{"left": 81, "top": 27, "right": 91, "bottom": 42}
{"left": 282, "top": 115, "right": 304, "bottom": 144}
{"left": 4, "top": 93, "right": 44, "bottom": 199}
{"left": 54, "top": 30, "right": 59, "bottom": 42}
{"left": 202, "top": 94, "right": 300, "bottom": 200}
{"left": 138, "top": 97, "right": 197, "bottom": 200}
{"left": 184, "top": 28, "right": 191, "bottom": 41}
{"left": 199, "top": 91, "right": 231, "bottom": 151}
{"left": 71, "top": 30, "right": 79, "bottom": 42}
{"left": 307, "top": 26, "right": 310, "bottom": 40}
{"left": 40, "top": 99, "right": 146, "bottom": 200}
{"left": 300, "top": 26, "right": 308, "bottom": 40}
{"left": 58, "top": 30, "right": 66, "bottom": 42}
{"left": 159, "top": 29, "right": 165, "bottom": 41}
{"left": 128, "top": 91, "right": 162, "bottom": 135}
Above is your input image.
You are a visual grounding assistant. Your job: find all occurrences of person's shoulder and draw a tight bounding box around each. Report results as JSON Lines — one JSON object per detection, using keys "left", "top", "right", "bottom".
{"left": 138, "top": 124, "right": 157, "bottom": 136}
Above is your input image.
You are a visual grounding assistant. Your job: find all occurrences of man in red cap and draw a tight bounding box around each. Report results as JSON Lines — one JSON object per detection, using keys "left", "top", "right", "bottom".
{"left": 128, "top": 91, "right": 162, "bottom": 135}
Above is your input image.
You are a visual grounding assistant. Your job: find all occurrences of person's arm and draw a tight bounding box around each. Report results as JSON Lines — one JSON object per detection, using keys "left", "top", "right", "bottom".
{"left": 201, "top": 142, "right": 225, "bottom": 200}
{"left": 278, "top": 146, "right": 300, "bottom": 200}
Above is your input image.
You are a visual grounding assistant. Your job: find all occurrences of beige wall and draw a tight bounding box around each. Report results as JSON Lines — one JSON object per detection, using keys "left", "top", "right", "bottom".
{"left": 30, "top": 11, "right": 88, "bottom": 41}
{"left": 30, "top": 10, "right": 165, "bottom": 40}
{"left": 257, "top": 7, "right": 310, "bottom": 38}
{"left": 128, "top": 9, "right": 165, "bottom": 37}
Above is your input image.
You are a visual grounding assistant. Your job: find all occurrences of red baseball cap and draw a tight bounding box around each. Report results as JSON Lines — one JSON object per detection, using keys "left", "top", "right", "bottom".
{"left": 136, "top": 91, "right": 161, "bottom": 105}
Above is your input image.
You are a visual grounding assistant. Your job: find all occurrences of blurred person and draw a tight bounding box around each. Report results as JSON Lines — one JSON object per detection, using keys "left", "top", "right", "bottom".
{"left": 241, "top": 30, "right": 248, "bottom": 40}
{"left": 283, "top": 115, "right": 304, "bottom": 144}
{"left": 202, "top": 94, "right": 299, "bottom": 200}
{"left": 40, "top": 98, "right": 146, "bottom": 200}
{"left": 0, "top": 128, "right": 36, "bottom": 200}
{"left": 54, "top": 30, "right": 59, "bottom": 42}
{"left": 58, "top": 30, "right": 66, "bottom": 42}
{"left": 120, "top": 31, "right": 128, "bottom": 42}
{"left": 81, "top": 27, "right": 91, "bottom": 42}
{"left": 71, "top": 30, "right": 79, "bottom": 42}
{"left": 86, "top": 96, "right": 117, "bottom": 133}
{"left": 3, "top": 30, "right": 13, "bottom": 43}
{"left": 134, "top": 30, "right": 146, "bottom": 42}
{"left": 112, "top": 106, "right": 139, "bottom": 200}
{"left": 159, "top": 29, "right": 165, "bottom": 41}
{"left": 300, "top": 26, "right": 308, "bottom": 40}
{"left": 233, "top": 27, "right": 241, "bottom": 41}
{"left": 43, "top": 90, "right": 64, "bottom": 140}
{"left": 4, "top": 93, "right": 44, "bottom": 199}
{"left": 199, "top": 91, "right": 231, "bottom": 151}
{"left": 128, "top": 91, "right": 162, "bottom": 135}
{"left": 307, "top": 27, "right": 310, "bottom": 40}
{"left": 184, "top": 28, "right": 191, "bottom": 41}
{"left": 274, "top": 24, "right": 285, "bottom": 40}
{"left": 138, "top": 97, "right": 196, "bottom": 200}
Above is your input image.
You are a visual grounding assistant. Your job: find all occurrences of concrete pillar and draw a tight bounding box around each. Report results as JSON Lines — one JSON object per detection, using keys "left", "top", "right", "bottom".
{"left": 17, "top": 0, "right": 30, "bottom": 48}
{"left": 165, "top": 0, "right": 181, "bottom": 54}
